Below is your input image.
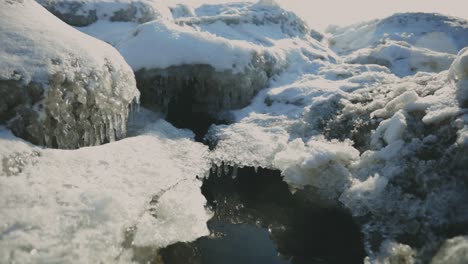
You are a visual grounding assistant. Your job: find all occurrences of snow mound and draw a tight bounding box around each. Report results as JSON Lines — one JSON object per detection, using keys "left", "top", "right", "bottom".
{"left": 0, "top": 0, "right": 139, "bottom": 149}
{"left": 345, "top": 40, "right": 455, "bottom": 77}
{"left": 0, "top": 117, "right": 212, "bottom": 263}
{"left": 328, "top": 12, "right": 468, "bottom": 55}
{"left": 327, "top": 13, "right": 468, "bottom": 77}
{"left": 38, "top": 0, "right": 172, "bottom": 26}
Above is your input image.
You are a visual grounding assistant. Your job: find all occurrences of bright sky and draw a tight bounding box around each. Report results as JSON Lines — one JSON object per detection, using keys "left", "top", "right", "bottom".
{"left": 173, "top": 0, "right": 468, "bottom": 30}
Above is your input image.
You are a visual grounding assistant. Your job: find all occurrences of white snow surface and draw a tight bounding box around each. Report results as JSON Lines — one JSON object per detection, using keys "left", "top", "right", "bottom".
{"left": 2, "top": 1, "right": 468, "bottom": 262}
{"left": 0, "top": 0, "right": 135, "bottom": 89}
{"left": 0, "top": 117, "right": 212, "bottom": 263}
{"left": 65, "top": 0, "right": 337, "bottom": 73}
{"left": 327, "top": 12, "right": 468, "bottom": 77}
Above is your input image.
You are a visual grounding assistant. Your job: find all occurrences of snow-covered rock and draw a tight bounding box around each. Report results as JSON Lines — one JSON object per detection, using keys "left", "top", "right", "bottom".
{"left": 38, "top": 0, "right": 172, "bottom": 26}
{"left": 328, "top": 13, "right": 468, "bottom": 55}
{"left": 0, "top": 0, "right": 139, "bottom": 149}
{"left": 0, "top": 117, "right": 212, "bottom": 263}
{"left": 42, "top": 0, "right": 336, "bottom": 119}
{"left": 345, "top": 41, "right": 455, "bottom": 77}
{"left": 328, "top": 13, "right": 468, "bottom": 77}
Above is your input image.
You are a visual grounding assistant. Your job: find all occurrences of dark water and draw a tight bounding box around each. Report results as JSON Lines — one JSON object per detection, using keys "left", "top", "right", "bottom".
{"left": 160, "top": 167, "right": 365, "bottom": 264}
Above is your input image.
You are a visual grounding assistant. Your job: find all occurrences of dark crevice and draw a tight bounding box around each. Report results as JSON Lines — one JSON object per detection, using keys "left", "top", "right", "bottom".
{"left": 160, "top": 166, "right": 366, "bottom": 264}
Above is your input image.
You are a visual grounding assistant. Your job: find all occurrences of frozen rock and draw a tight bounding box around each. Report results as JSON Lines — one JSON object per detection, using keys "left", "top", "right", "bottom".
{"left": 0, "top": 0, "right": 139, "bottom": 148}
{"left": 38, "top": 0, "right": 172, "bottom": 26}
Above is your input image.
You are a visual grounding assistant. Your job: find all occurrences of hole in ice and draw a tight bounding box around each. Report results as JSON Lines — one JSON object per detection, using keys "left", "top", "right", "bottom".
{"left": 159, "top": 166, "right": 366, "bottom": 264}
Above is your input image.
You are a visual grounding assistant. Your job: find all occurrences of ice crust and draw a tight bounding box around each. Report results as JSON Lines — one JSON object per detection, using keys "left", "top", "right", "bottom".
{"left": 0, "top": 118, "right": 212, "bottom": 263}
{"left": 0, "top": 0, "right": 139, "bottom": 149}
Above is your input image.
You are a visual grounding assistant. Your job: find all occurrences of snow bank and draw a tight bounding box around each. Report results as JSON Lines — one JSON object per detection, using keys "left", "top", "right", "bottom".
{"left": 42, "top": 0, "right": 337, "bottom": 117}
{"left": 345, "top": 41, "right": 455, "bottom": 77}
{"left": 0, "top": 117, "right": 212, "bottom": 263}
{"left": 328, "top": 13, "right": 468, "bottom": 77}
{"left": 0, "top": 0, "right": 139, "bottom": 148}
{"left": 328, "top": 13, "right": 468, "bottom": 55}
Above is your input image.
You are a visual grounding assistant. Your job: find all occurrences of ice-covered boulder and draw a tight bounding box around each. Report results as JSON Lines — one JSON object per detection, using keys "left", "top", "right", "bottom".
{"left": 0, "top": 0, "right": 139, "bottom": 148}
{"left": 0, "top": 118, "right": 212, "bottom": 263}
{"left": 38, "top": 0, "right": 172, "bottom": 26}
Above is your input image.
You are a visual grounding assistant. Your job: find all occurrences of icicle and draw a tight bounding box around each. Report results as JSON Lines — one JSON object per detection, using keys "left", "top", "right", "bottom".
{"left": 254, "top": 166, "right": 258, "bottom": 173}
{"left": 216, "top": 164, "right": 222, "bottom": 178}
{"left": 223, "top": 163, "right": 230, "bottom": 176}
{"left": 288, "top": 186, "right": 298, "bottom": 194}
{"left": 231, "top": 164, "right": 238, "bottom": 179}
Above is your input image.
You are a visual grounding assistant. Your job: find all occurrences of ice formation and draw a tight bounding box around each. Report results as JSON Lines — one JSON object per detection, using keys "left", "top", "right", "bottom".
{"left": 0, "top": 0, "right": 139, "bottom": 149}
{"left": 0, "top": 118, "right": 212, "bottom": 263}
{"left": 1, "top": 1, "right": 467, "bottom": 263}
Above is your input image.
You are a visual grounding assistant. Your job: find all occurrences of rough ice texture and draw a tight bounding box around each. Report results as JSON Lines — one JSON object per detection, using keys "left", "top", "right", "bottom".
{"left": 38, "top": 0, "right": 172, "bottom": 26}
{"left": 0, "top": 117, "right": 212, "bottom": 263}
{"left": 0, "top": 0, "right": 139, "bottom": 149}
{"left": 327, "top": 13, "right": 468, "bottom": 77}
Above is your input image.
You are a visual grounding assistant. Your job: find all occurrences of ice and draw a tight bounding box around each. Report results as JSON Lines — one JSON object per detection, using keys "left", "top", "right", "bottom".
{"left": 0, "top": 0, "right": 139, "bottom": 148}
{"left": 327, "top": 13, "right": 468, "bottom": 77}
{"left": 38, "top": 0, "right": 172, "bottom": 26}
{"left": 2, "top": 1, "right": 468, "bottom": 263}
{"left": 43, "top": 0, "right": 337, "bottom": 118}
{"left": 327, "top": 13, "right": 468, "bottom": 56}
{"left": 431, "top": 236, "right": 468, "bottom": 264}
{"left": 345, "top": 41, "right": 456, "bottom": 77}
{"left": 0, "top": 116, "right": 212, "bottom": 263}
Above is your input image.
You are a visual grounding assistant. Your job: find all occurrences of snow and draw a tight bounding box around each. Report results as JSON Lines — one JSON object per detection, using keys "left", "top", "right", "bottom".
{"left": 117, "top": 19, "right": 258, "bottom": 73}
{"left": 0, "top": 116, "right": 212, "bottom": 263}
{"left": 327, "top": 12, "right": 468, "bottom": 55}
{"left": 327, "top": 13, "right": 468, "bottom": 77}
{"left": 2, "top": 1, "right": 468, "bottom": 263}
{"left": 0, "top": 0, "right": 139, "bottom": 148}
{"left": 38, "top": 0, "right": 173, "bottom": 26}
